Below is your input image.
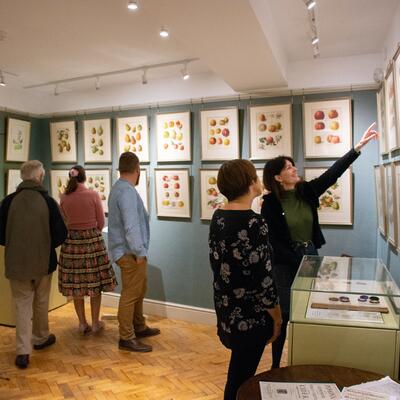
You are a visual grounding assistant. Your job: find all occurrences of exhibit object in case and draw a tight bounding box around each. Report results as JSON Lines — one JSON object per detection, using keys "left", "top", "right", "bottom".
{"left": 288, "top": 255, "right": 400, "bottom": 379}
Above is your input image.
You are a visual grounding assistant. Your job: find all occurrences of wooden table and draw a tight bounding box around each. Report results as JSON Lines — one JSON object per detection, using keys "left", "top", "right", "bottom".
{"left": 237, "top": 364, "right": 384, "bottom": 400}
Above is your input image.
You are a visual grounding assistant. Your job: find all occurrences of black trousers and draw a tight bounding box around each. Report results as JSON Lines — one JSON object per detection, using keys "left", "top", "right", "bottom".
{"left": 224, "top": 337, "right": 269, "bottom": 400}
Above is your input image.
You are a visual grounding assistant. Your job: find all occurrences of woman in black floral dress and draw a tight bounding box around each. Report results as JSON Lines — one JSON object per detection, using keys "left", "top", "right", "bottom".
{"left": 209, "top": 159, "right": 282, "bottom": 400}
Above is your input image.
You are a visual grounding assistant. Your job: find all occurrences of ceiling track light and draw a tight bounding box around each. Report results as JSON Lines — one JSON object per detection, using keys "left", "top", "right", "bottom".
{"left": 160, "top": 27, "right": 169, "bottom": 38}
{"left": 181, "top": 63, "right": 190, "bottom": 80}
{"left": 95, "top": 76, "right": 100, "bottom": 90}
{"left": 54, "top": 84, "right": 59, "bottom": 96}
{"left": 306, "top": 0, "right": 316, "bottom": 10}
{"left": 0, "top": 71, "right": 5, "bottom": 87}
{"left": 311, "top": 36, "right": 319, "bottom": 45}
{"left": 127, "top": 1, "right": 138, "bottom": 11}
{"left": 142, "top": 68, "right": 148, "bottom": 85}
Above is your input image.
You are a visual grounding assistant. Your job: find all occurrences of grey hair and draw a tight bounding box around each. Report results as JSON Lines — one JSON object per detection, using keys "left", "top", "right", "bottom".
{"left": 20, "top": 160, "right": 45, "bottom": 182}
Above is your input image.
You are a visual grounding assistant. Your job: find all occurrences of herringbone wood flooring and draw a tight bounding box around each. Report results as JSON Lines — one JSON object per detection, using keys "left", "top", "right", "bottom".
{"left": 0, "top": 303, "right": 287, "bottom": 399}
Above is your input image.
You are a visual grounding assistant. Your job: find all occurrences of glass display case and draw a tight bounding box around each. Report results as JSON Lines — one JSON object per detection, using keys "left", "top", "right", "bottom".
{"left": 288, "top": 256, "right": 400, "bottom": 379}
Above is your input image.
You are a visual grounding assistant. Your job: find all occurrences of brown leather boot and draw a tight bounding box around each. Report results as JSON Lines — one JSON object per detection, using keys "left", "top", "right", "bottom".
{"left": 118, "top": 338, "right": 152, "bottom": 352}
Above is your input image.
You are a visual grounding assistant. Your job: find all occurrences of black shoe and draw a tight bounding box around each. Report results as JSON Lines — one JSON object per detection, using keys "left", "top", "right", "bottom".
{"left": 15, "top": 354, "right": 29, "bottom": 369}
{"left": 119, "top": 338, "right": 152, "bottom": 352}
{"left": 33, "top": 334, "right": 56, "bottom": 350}
{"left": 135, "top": 327, "right": 160, "bottom": 338}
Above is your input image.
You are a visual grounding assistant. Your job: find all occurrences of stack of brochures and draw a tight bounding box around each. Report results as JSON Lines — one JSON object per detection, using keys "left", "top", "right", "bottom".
{"left": 259, "top": 377, "right": 400, "bottom": 400}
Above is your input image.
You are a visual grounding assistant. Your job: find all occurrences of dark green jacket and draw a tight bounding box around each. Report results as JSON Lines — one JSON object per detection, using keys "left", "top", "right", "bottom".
{"left": 0, "top": 180, "right": 67, "bottom": 280}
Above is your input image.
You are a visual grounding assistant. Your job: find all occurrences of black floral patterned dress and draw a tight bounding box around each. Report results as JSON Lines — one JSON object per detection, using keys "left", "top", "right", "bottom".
{"left": 209, "top": 209, "right": 279, "bottom": 349}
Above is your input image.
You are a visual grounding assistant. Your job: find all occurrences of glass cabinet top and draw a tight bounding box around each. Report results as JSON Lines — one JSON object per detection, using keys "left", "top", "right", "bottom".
{"left": 292, "top": 256, "right": 400, "bottom": 297}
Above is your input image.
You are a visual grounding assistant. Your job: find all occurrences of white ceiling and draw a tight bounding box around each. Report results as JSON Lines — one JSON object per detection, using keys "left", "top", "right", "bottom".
{"left": 0, "top": 0, "right": 398, "bottom": 111}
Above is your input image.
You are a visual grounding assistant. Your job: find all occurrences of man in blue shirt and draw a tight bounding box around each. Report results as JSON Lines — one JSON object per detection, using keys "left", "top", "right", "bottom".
{"left": 108, "top": 152, "right": 160, "bottom": 352}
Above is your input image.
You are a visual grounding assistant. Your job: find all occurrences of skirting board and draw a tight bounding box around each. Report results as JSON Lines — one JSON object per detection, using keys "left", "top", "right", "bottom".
{"left": 100, "top": 292, "right": 217, "bottom": 326}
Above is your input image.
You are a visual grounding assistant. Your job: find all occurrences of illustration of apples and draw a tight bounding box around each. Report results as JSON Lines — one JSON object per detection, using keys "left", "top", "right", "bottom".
{"left": 162, "top": 175, "right": 169, "bottom": 181}
{"left": 178, "top": 201, "right": 184, "bottom": 207}
{"left": 258, "top": 123, "right": 267, "bottom": 132}
{"left": 224, "top": 117, "right": 229, "bottom": 123}
{"left": 173, "top": 144, "right": 178, "bottom": 150}
{"left": 276, "top": 122, "right": 282, "bottom": 130}
{"left": 327, "top": 135, "right": 332, "bottom": 143}
{"left": 330, "top": 121, "right": 339, "bottom": 130}
{"left": 176, "top": 133, "right": 183, "bottom": 140}
{"left": 219, "top": 119, "right": 226, "bottom": 125}
{"left": 223, "top": 138, "right": 230, "bottom": 145}
{"left": 179, "top": 145, "right": 184, "bottom": 150}
{"left": 268, "top": 125, "right": 277, "bottom": 132}
{"left": 314, "top": 111, "right": 325, "bottom": 120}
{"left": 207, "top": 188, "right": 214, "bottom": 195}
{"left": 176, "top": 120, "right": 182, "bottom": 129}
{"left": 222, "top": 128, "right": 230, "bottom": 137}
{"left": 258, "top": 114, "right": 266, "bottom": 122}
{"left": 328, "top": 110, "right": 338, "bottom": 119}
{"left": 174, "top": 182, "right": 180, "bottom": 189}
{"left": 163, "top": 183, "right": 169, "bottom": 189}
{"left": 163, "top": 131, "right": 169, "bottom": 138}
{"left": 217, "top": 138, "right": 223, "bottom": 145}
{"left": 314, "top": 135, "right": 322, "bottom": 144}
{"left": 209, "top": 119, "right": 216, "bottom": 126}
{"left": 208, "top": 177, "right": 217, "bottom": 185}
{"left": 165, "top": 192, "right": 170, "bottom": 198}
{"left": 170, "top": 130, "right": 177, "bottom": 139}
{"left": 174, "top": 192, "right": 180, "bottom": 197}
{"left": 209, "top": 137, "right": 216, "bottom": 145}
{"left": 314, "top": 122, "right": 325, "bottom": 130}
{"left": 266, "top": 136, "right": 274, "bottom": 144}
{"left": 172, "top": 175, "right": 179, "bottom": 180}
{"left": 162, "top": 200, "right": 170, "bottom": 206}
{"left": 216, "top": 128, "right": 221, "bottom": 134}
{"left": 163, "top": 143, "right": 169, "bottom": 149}
{"left": 209, "top": 129, "right": 215, "bottom": 136}
{"left": 163, "top": 122, "right": 168, "bottom": 129}
{"left": 331, "top": 136, "right": 340, "bottom": 144}
{"left": 169, "top": 121, "right": 175, "bottom": 128}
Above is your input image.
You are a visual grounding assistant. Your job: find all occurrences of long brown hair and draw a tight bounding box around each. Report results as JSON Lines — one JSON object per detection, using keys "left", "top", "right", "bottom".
{"left": 65, "top": 165, "right": 86, "bottom": 195}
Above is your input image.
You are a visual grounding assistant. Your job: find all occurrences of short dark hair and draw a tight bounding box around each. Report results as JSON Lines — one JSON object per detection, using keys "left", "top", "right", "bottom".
{"left": 217, "top": 159, "right": 258, "bottom": 201}
{"left": 119, "top": 152, "right": 139, "bottom": 173}
{"left": 65, "top": 165, "right": 86, "bottom": 195}
{"left": 263, "top": 156, "right": 295, "bottom": 199}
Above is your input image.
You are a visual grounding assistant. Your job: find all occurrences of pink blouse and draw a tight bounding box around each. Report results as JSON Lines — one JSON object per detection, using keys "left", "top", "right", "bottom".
{"left": 60, "top": 183, "right": 105, "bottom": 230}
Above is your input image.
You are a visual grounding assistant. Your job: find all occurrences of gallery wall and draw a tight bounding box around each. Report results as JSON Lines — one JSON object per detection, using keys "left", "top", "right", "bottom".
{"left": 0, "top": 90, "right": 382, "bottom": 309}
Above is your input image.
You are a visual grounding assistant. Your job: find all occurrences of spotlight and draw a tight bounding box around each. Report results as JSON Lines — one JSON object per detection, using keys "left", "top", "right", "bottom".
{"left": 311, "top": 36, "right": 319, "bottom": 45}
{"left": 181, "top": 64, "right": 189, "bottom": 80}
{"left": 160, "top": 27, "right": 169, "bottom": 38}
{"left": 142, "top": 69, "right": 148, "bottom": 85}
{"left": 54, "top": 84, "right": 59, "bottom": 96}
{"left": 95, "top": 76, "right": 100, "bottom": 90}
{"left": 0, "top": 71, "right": 5, "bottom": 87}
{"left": 127, "top": 1, "right": 138, "bottom": 11}
{"left": 306, "top": 0, "right": 316, "bottom": 10}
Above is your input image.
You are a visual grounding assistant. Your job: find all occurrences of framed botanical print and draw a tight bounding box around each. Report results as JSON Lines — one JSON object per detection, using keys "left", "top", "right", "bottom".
{"left": 156, "top": 112, "right": 191, "bottom": 162}
{"left": 249, "top": 103, "right": 292, "bottom": 160}
{"left": 384, "top": 163, "right": 397, "bottom": 246}
{"left": 384, "top": 65, "right": 398, "bottom": 151}
{"left": 251, "top": 169, "right": 266, "bottom": 214}
{"left": 154, "top": 169, "right": 190, "bottom": 218}
{"left": 50, "top": 170, "right": 70, "bottom": 202}
{"left": 374, "top": 165, "right": 387, "bottom": 238}
{"left": 136, "top": 169, "right": 149, "bottom": 212}
{"left": 393, "top": 162, "right": 400, "bottom": 250}
{"left": 304, "top": 168, "right": 353, "bottom": 225}
{"left": 376, "top": 85, "right": 388, "bottom": 155}
{"left": 6, "top": 169, "right": 22, "bottom": 195}
{"left": 50, "top": 121, "right": 77, "bottom": 163}
{"left": 200, "top": 108, "right": 239, "bottom": 161}
{"left": 199, "top": 169, "right": 227, "bottom": 220}
{"left": 6, "top": 118, "right": 31, "bottom": 162}
{"left": 303, "top": 98, "right": 352, "bottom": 158}
{"left": 394, "top": 48, "right": 400, "bottom": 143}
{"left": 83, "top": 119, "right": 112, "bottom": 163}
{"left": 117, "top": 116, "right": 149, "bottom": 163}
{"left": 86, "top": 170, "right": 111, "bottom": 213}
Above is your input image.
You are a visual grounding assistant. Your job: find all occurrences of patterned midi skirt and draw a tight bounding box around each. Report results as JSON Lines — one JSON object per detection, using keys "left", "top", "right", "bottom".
{"left": 59, "top": 228, "right": 117, "bottom": 297}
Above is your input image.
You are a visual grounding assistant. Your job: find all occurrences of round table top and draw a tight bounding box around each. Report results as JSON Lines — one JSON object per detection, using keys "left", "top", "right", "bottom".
{"left": 237, "top": 364, "right": 384, "bottom": 400}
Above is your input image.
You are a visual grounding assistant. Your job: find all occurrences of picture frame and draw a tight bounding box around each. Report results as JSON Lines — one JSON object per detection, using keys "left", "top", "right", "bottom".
{"left": 384, "top": 163, "right": 397, "bottom": 247}
{"left": 154, "top": 168, "right": 191, "bottom": 218}
{"left": 303, "top": 98, "right": 352, "bottom": 158}
{"left": 50, "top": 121, "right": 77, "bottom": 163}
{"left": 376, "top": 85, "right": 388, "bottom": 155}
{"left": 199, "top": 169, "right": 227, "bottom": 220}
{"left": 50, "top": 170, "right": 70, "bottom": 202}
{"left": 6, "top": 118, "right": 31, "bottom": 162}
{"left": 249, "top": 103, "right": 292, "bottom": 160}
{"left": 304, "top": 168, "right": 353, "bottom": 225}
{"left": 251, "top": 169, "right": 266, "bottom": 214}
{"left": 116, "top": 116, "right": 150, "bottom": 163}
{"left": 393, "top": 47, "right": 400, "bottom": 144}
{"left": 392, "top": 162, "right": 400, "bottom": 250}
{"left": 83, "top": 119, "right": 112, "bottom": 163}
{"left": 156, "top": 112, "right": 191, "bottom": 162}
{"left": 6, "top": 169, "right": 22, "bottom": 195}
{"left": 200, "top": 108, "right": 239, "bottom": 161}
{"left": 86, "top": 169, "right": 111, "bottom": 213}
{"left": 384, "top": 64, "right": 398, "bottom": 152}
{"left": 374, "top": 165, "right": 387, "bottom": 238}
{"left": 136, "top": 168, "right": 149, "bottom": 212}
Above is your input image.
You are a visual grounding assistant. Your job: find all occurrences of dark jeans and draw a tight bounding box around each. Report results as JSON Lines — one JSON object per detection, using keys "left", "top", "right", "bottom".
{"left": 224, "top": 337, "right": 269, "bottom": 400}
{"left": 271, "top": 242, "right": 318, "bottom": 368}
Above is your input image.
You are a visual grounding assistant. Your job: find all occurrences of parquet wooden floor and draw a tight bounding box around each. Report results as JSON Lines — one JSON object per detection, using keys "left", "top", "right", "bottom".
{"left": 0, "top": 302, "right": 287, "bottom": 399}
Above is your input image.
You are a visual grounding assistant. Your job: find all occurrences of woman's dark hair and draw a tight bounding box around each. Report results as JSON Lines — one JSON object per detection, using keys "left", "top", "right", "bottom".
{"left": 65, "top": 165, "right": 86, "bottom": 195}
{"left": 217, "top": 159, "right": 258, "bottom": 201}
{"left": 263, "top": 156, "right": 295, "bottom": 199}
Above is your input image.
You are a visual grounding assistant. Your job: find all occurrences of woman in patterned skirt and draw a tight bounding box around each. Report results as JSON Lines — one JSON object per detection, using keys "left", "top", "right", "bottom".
{"left": 59, "top": 165, "right": 117, "bottom": 335}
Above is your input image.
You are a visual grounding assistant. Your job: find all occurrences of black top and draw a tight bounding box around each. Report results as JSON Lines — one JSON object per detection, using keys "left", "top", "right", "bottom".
{"left": 261, "top": 148, "right": 360, "bottom": 268}
{"left": 209, "top": 209, "right": 279, "bottom": 349}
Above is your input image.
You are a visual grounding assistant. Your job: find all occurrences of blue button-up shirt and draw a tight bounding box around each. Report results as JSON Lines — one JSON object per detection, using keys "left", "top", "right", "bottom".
{"left": 107, "top": 179, "right": 150, "bottom": 263}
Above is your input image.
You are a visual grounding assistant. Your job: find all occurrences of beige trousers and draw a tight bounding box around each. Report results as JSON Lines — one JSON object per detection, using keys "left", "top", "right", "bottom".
{"left": 9, "top": 274, "right": 52, "bottom": 355}
{"left": 116, "top": 255, "right": 147, "bottom": 340}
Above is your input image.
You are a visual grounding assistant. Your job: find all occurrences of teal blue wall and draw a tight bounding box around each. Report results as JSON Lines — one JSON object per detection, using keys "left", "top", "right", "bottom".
{"left": 2, "top": 89, "right": 383, "bottom": 308}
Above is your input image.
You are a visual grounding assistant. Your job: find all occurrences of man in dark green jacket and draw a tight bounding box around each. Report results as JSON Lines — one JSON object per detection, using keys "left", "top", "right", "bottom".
{"left": 0, "top": 160, "right": 67, "bottom": 369}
